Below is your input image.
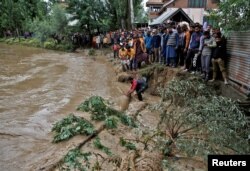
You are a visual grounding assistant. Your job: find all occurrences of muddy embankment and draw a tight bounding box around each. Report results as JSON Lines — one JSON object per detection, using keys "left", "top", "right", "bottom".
{"left": 43, "top": 50, "right": 215, "bottom": 171}
{"left": 46, "top": 48, "right": 248, "bottom": 171}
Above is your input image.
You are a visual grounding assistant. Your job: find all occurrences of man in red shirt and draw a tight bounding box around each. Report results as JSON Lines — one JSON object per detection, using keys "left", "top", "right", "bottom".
{"left": 126, "top": 76, "right": 148, "bottom": 101}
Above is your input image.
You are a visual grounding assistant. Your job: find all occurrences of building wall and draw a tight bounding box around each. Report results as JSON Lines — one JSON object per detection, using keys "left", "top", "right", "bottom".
{"left": 168, "top": 0, "right": 188, "bottom": 8}
{"left": 207, "top": 0, "right": 218, "bottom": 9}
{"left": 147, "top": 0, "right": 218, "bottom": 24}
{"left": 149, "top": 12, "right": 160, "bottom": 20}
{"left": 163, "top": 0, "right": 218, "bottom": 8}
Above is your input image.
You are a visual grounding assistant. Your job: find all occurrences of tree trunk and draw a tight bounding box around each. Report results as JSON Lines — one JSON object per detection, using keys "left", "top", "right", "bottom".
{"left": 130, "top": 0, "right": 135, "bottom": 30}
{"left": 121, "top": 18, "right": 125, "bottom": 30}
{"left": 16, "top": 28, "right": 20, "bottom": 41}
{"left": 127, "top": 0, "right": 131, "bottom": 30}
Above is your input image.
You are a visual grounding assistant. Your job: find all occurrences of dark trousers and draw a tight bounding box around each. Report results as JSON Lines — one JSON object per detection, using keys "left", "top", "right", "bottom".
{"left": 176, "top": 46, "right": 185, "bottom": 66}
{"left": 136, "top": 85, "right": 148, "bottom": 101}
{"left": 185, "top": 49, "right": 199, "bottom": 71}
{"left": 129, "top": 59, "right": 136, "bottom": 70}
{"left": 114, "top": 50, "right": 118, "bottom": 58}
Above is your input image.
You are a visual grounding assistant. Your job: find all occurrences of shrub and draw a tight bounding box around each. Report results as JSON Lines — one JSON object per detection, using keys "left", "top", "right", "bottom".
{"left": 44, "top": 41, "right": 56, "bottom": 49}
{"left": 88, "top": 48, "right": 96, "bottom": 56}
{"left": 153, "top": 78, "right": 250, "bottom": 158}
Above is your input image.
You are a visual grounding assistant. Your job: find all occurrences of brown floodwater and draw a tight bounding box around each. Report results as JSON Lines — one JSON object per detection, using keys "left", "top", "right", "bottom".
{"left": 0, "top": 43, "right": 124, "bottom": 171}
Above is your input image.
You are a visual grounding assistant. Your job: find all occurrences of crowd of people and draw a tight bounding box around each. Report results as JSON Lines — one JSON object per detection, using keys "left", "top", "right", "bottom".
{"left": 85, "top": 22, "right": 230, "bottom": 102}
{"left": 72, "top": 21, "right": 229, "bottom": 85}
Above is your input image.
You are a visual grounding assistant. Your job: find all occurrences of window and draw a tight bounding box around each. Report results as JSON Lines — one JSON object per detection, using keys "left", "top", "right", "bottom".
{"left": 188, "top": 0, "right": 207, "bottom": 8}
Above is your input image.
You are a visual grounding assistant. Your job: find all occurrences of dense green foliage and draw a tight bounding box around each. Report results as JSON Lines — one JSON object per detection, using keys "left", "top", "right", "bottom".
{"left": 77, "top": 96, "right": 137, "bottom": 127}
{"left": 52, "top": 114, "right": 95, "bottom": 143}
{"left": 66, "top": 0, "right": 146, "bottom": 31}
{"left": 154, "top": 77, "right": 250, "bottom": 158}
{"left": 208, "top": 0, "right": 250, "bottom": 32}
{"left": 0, "top": 0, "right": 48, "bottom": 36}
{"left": 0, "top": 0, "right": 146, "bottom": 39}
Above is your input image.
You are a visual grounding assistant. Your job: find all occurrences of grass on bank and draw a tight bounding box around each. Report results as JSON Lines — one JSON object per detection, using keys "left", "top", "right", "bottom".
{"left": 0, "top": 37, "right": 73, "bottom": 51}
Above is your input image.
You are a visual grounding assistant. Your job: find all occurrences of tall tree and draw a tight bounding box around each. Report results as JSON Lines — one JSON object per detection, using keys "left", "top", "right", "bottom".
{"left": 0, "top": 0, "right": 50, "bottom": 36}
{"left": 29, "top": 4, "right": 68, "bottom": 42}
{"left": 209, "top": 0, "right": 250, "bottom": 33}
{"left": 105, "top": 0, "right": 144, "bottom": 30}
{"left": 66, "top": 0, "right": 109, "bottom": 33}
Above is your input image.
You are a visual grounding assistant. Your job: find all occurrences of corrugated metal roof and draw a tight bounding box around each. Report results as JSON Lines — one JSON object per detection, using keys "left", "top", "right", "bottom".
{"left": 149, "top": 8, "right": 193, "bottom": 25}
{"left": 150, "top": 8, "right": 179, "bottom": 25}
{"left": 227, "top": 31, "right": 250, "bottom": 96}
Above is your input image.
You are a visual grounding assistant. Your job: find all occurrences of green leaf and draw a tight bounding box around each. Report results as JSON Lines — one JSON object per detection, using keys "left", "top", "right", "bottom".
{"left": 52, "top": 114, "right": 95, "bottom": 143}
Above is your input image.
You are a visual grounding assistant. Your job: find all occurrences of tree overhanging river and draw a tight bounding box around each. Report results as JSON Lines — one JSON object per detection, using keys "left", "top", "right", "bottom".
{"left": 0, "top": 43, "right": 126, "bottom": 170}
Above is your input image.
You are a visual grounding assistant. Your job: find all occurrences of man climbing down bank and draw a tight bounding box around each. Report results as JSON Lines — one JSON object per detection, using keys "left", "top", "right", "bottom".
{"left": 126, "top": 75, "right": 148, "bottom": 101}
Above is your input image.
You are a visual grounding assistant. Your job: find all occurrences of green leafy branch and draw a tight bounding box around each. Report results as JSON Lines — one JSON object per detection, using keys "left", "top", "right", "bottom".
{"left": 52, "top": 114, "right": 95, "bottom": 143}
{"left": 62, "top": 149, "right": 91, "bottom": 171}
{"left": 77, "top": 96, "right": 137, "bottom": 127}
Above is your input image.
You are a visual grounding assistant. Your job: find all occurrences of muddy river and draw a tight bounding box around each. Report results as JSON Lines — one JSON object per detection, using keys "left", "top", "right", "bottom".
{"left": 0, "top": 44, "right": 124, "bottom": 170}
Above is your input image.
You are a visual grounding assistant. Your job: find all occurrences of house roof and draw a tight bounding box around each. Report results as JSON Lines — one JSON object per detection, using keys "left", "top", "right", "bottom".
{"left": 149, "top": 8, "right": 194, "bottom": 25}
{"left": 163, "top": 0, "right": 175, "bottom": 8}
{"left": 159, "top": 0, "right": 175, "bottom": 13}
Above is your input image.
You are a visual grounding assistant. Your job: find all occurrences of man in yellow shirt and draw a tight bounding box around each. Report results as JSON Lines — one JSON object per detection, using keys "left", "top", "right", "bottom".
{"left": 119, "top": 43, "right": 129, "bottom": 71}
{"left": 126, "top": 45, "right": 135, "bottom": 71}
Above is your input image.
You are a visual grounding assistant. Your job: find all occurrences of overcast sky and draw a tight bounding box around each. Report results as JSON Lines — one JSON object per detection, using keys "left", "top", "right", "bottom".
{"left": 142, "top": 0, "right": 148, "bottom": 10}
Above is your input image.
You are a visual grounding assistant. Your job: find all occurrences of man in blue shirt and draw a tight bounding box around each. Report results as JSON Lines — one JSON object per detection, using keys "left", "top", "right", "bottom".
{"left": 151, "top": 29, "right": 161, "bottom": 63}
{"left": 184, "top": 24, "right": 202, "bottom": 72}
